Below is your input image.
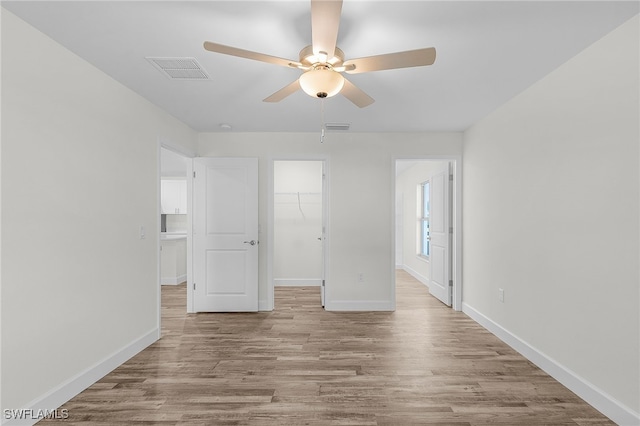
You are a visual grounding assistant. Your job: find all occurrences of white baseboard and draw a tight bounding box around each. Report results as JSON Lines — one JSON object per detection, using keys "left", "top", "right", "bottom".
{"left": 161, "top": 274, "right": 186, "bottom": 285}
{"left": 274, "top": 278, "right": 321, "bottom": 287}
{"left": 2, "top": 329, "right": 158, "bottom": 426}
{"left": 325, "top": 300, "right": 394, "bottom": 311}
{"left": 462, "top": 303, "right": 640, "bottom": 426}
{"left": 258, "top": 299, "right": 271, "bottom": 311}
{"left": 401, "top": 265, "right": 429, "bottom": 286}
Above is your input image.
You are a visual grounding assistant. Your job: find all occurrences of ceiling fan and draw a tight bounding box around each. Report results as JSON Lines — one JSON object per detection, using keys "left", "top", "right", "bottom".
{"left": 203, "top": 0, "right": 436, "bottom": 108}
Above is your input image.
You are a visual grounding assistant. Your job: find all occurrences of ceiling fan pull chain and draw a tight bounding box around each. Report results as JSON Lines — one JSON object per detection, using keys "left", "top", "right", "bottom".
{"left": 320, "top": 98, "right": 326, "bottom": 143}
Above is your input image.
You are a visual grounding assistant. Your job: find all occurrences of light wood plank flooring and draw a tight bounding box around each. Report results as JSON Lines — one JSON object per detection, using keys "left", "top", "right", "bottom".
{"left": 41, "top": 271, "right": 613, "bottom": 425}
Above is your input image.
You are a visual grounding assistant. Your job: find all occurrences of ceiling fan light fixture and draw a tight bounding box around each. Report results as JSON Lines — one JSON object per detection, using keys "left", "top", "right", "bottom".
{"left": 299, "top": 67, "right": 344, "bottom": 99}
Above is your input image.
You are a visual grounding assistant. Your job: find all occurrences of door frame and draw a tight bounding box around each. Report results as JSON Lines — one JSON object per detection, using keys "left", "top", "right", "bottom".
{"left": 157, "top": 139, "right": 195, "bottom": 323}
{"left": 186, "top": 159, "right": 194, "bottom": 313}
{"left": 392, "top": 155, "right": 462, "bottom": 311}
{"left": 267, "top": 156, "right": 330, "bottom": 311}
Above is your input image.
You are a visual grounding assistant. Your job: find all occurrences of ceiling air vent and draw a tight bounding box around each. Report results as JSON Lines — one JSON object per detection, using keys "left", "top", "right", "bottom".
{"left": 325, "top": 123, "right": 350, "bottom": 131}
{"left": 146, "top": 57, "right": 209, "bottom": 80}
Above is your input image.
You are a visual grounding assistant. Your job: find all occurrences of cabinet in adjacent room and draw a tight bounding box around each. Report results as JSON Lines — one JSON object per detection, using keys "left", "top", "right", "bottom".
{"left": 161, "top": 179, "right": 187, "bottom": 214}
{"left": 161, "top": 236, "right": 187, "bottom": 285}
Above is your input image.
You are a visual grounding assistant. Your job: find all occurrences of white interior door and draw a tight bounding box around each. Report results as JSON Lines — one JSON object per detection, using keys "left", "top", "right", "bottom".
{"left": 193, "top": 157, "right": 259, "bottom": 312}
{"left": 429, "top": 162, "right": 452, "bottom": 306}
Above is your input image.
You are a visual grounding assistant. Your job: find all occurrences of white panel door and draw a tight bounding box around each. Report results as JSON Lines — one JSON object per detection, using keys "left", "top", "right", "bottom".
{"left": 193, "top": 158, "right": 259, "bottom": 312}
{"left": 429, "top": 163, "right": 452, "bottom": 306}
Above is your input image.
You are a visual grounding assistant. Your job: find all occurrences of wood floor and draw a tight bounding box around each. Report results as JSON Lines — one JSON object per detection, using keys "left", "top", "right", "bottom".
{"left": 41, "top": 271, "right": 613, "bottom": 425}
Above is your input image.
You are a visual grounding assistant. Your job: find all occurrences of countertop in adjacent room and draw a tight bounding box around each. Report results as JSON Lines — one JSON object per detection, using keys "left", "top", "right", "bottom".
{"left": 160, "top": 233, "right": 187, "bottom": 241}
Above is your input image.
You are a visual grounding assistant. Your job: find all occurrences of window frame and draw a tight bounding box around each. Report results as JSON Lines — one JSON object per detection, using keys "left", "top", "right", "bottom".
{"left": 418, "top": 180, "right": 430, "bottom": 259}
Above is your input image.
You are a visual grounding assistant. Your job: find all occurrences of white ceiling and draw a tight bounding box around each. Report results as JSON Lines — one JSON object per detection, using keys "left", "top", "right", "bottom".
{"left": 3, "top": 1, "right": 638, "bottom": 133}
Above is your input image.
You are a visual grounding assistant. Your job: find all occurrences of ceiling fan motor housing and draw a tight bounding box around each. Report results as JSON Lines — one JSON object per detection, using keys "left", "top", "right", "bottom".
{"left": 299, "top": 45, "right": 345, "bottom": 68}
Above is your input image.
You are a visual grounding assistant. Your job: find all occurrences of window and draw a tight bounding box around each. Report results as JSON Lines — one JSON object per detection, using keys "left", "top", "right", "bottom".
{"left": 419, "top": 181, "right": 430, "bottom": 257}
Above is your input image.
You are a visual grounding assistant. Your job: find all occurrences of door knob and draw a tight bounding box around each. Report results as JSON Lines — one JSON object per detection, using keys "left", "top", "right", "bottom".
{"left": 243, "top": 240, "right": 258, "bottom": 246}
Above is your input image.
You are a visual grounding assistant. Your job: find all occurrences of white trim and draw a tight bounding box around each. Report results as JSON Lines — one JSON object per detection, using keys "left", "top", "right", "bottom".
{"left": 266, "top": 159, "right": 275, "bottom": 311}
{"left": 186, "top": 159, "right": 194, "bottom": 313}
{"left": 274, "top": 279, "right": 322, "bottom": 287}
{"left": 462, "top": 303, "right": 640, "bottom": 426}
{"left": 156, "top": 141, "right": 162, "bottom": 340}
{"left": 390, "top": 159, "right": 397, "bottom": 311}
{"left": 258, "top": 299, "right": 270, "bottom": 311}
{"left": 451, "top": 160, "right": 463, "bottom": 311}
{"left": 161, "top": 274, "right": 187, "bottom": 285}
{"left": 325, "top": 300, "right": 394, "bottom": 311}
{"left": 402, "top": 265, "right": 429, "bottom": 286}
{"left": 159, "top": 137, "right": 196, "bottom": 158}
{"left": 2, "top": 329, "right": 158, "bottom": 426}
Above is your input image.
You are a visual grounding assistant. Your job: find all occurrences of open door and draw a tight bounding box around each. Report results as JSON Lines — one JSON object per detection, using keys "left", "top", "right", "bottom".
{"left": 429, "top": 162, "right": 452, "bottom": 306}
{"left": 193, "top": 157, "right": 259, "bottom": 312}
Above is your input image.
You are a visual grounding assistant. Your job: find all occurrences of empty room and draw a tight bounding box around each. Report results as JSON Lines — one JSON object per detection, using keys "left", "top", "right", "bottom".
{"left": 1, "top": 1, "right": 638, "bottom": 425}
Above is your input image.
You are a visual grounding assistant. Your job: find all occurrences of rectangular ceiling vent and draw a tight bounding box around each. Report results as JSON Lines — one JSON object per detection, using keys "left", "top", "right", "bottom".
{"left": 325, "top": 123, "right": 351, "bottom": 131}
{"left": 146, "top": 57, "right": 209, "bottom": 80}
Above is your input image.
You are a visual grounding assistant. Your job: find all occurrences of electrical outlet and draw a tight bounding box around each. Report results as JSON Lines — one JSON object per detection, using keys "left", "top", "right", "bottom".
{"left": 357, "top": 273, "right": 365, "bottom": 283}
{"left": 498, "top": 288, "right": 504, "bottom": 302}
{"left": 140, "top": 226, "right": 146, "bottom": 240}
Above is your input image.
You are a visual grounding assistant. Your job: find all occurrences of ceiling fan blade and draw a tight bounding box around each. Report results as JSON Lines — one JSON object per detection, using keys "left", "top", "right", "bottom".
{"left": 204, "top": 41, "right": 301, "bottom": 68}
{"left": 263, "top": 79, "right": 301, "bottom": 103}
{"left": 341, "top": 78, "right": 374, "bottom": 108}
{"left": 344, "top": 47, "right": 436, "bottom": 74}
{"left": 311, "top": 0, "right": 342, "bottom": 59}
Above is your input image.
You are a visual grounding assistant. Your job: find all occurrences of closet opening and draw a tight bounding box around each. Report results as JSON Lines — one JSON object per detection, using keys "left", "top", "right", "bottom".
{"left": 271, "top": 160, "right": 327, "bottom": 309}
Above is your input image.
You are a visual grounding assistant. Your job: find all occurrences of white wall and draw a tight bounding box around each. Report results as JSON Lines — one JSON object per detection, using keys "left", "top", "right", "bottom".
{"left": 274, "top": 161, "right": 323, "bottom": 284}
{"left": 462, "top": 15, "right": 639, "bottom": 424}
{"left": 1, "top": 10, "right": 196, "bottom": 415}
{"left": 197, "top": 132, "right": 462, "bottom": 310}
{"left": 160, "top": 147, "right": 189, "bottom": 178}
{"left": 396, "top": 161, "right": 449, "bottom": 285}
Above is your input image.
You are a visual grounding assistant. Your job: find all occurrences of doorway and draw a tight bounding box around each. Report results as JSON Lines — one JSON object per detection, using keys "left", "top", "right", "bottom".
{"left": 271, "top": 160, "right": 326, "bottom": 309}
{"left": 394, "top": 158, "right": 462, "bottom": 310}
{"left": 159, "top": 146, "right": 191, "bottom": 327}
